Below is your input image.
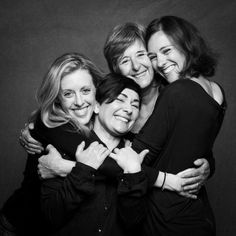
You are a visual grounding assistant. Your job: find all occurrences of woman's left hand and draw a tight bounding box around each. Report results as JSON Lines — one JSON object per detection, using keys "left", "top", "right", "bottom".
{"left": 110, "top": 147, "right": 149, "bottom": 173}
{"left": 177, "top": 158, "right": 210, "bottom": 193}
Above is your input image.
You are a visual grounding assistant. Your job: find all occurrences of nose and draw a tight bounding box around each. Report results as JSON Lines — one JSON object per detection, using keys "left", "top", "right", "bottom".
{"left": 157, "top": 54, "right": 166, "bottom": 68}
{"left": 131, "top": 58, "right": 141, "bottom": 71}
{"left": 75, "top": 93, "right": 83, "bottom": 106}
{"left": 123, "top": 102, "right": 133, "bottom": 115}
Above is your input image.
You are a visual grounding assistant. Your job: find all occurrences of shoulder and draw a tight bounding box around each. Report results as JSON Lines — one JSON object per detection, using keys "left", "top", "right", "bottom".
{"left": 210, "top": 81, "right": 225, "bottom": 105}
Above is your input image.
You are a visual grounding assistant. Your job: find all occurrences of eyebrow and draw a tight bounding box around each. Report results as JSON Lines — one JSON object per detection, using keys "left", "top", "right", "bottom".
{"left": 120, "top": 93, "right": 140, "bottom": 103}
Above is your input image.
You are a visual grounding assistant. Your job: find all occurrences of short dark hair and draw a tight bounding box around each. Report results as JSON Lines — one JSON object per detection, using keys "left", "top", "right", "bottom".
{"left": 146, "top": 16, "right": 217, "bottom": 78}
{"left": 104, "top": 23, "right": 145, "bottom": 73}
{"left": 96, "top": 73, "right": 142, "bottom": 105}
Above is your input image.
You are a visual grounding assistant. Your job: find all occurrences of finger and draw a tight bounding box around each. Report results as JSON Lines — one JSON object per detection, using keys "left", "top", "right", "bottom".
{"left": 180, "top": 191, "right": 197, "bottom": 199}
{"left": 100, "top": 149, "right": 110, "bottom": 161}
{"left": 183, "top": 182, "right": 201, "bottom": 191}
{"left": 28, "top": 122, "right": 35, "bottom": 130}
{"left": 76, "top": 141, "right": 85, "bottom": 155}
{"left": 113, "top": 148, "right": 120, "bottom": 154}
{"left": 89, "top": 141, "right": 99, "bottom": 148}
{"left": 181, "top": 176, "right": 201, "bottom": 186}
{"left": 125, "top": 140, "right": 132, "bottom": 147}
{"left": 109, "top": 153, "right": 117, "bottom": 161}
{"left": 193, "top": 158, "right": 206, "bottom": 166}
{"left": 45, "top": 144, "right": 57, "bottom": 154}
{"left": 139, "top": 149, "right": 149, "bottom": 163}
{"left": 188, "top": 189, "right": 200, "bottom": 194}
{"left": 178, "top": 168, "right": 201, "bottom": 178}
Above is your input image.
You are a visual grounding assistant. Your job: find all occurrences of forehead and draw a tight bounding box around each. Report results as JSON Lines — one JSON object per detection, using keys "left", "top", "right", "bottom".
{"left": 122, "top": 40, "right": 147, "bottom": 56}
{"left": 120, "top": 88, "right": 140, "bottom": 101}
{"left": 147, "top": 30, "right": 172, "bottom": 51}
{"left": 61, "top": 69, "right": 94, "bottom": 89}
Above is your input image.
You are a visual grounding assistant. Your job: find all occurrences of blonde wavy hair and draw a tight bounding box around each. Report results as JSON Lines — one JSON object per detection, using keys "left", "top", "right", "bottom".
{"left": 32, "top": 52, "right": 103, "bottom": 133}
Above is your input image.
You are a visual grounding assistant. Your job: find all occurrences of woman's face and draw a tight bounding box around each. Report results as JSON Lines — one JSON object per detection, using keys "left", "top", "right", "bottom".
{"left": 118, "top": 40, "right": 154, "bottom": 89}
{"left": 147, "top": 30, "right": 186, "bottom": 83}
{"left": 96, "top": 88, "right": 140, "bottom": 136}
{"left": 60, "top": 69, "right": 96, "bottom": 125}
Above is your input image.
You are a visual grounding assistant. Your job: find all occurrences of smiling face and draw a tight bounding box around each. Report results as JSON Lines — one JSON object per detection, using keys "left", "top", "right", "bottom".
{"left": 60, "top": 69, "right": 96, "bottom": 126}
{"left": 118, "top": 40, "right": 154, "bottom": 89}
{"left": 95, "top": 88, "right": 140, "bottom": 136}
{"left": 147, "top": 30, "right": 186, "bottom": 83}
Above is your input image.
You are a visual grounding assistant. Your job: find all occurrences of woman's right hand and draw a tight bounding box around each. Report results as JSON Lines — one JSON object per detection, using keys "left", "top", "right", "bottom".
{"left": 19, "top": 123, "right": 44, "bottom": 154}
{"left": 75, "top": 141, "right": 110, "bottom": 170}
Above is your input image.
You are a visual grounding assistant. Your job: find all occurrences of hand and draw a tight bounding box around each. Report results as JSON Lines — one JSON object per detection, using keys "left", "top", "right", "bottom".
{"left": 109, "top": 147, "right": 149, "bottom": 173}
{"left": 177, "top": 158, "right": 210, "bottom": 193}
{"left": 75, "top": 141, "right": 110, "bottom": 170}
{"left": 38, "top": 144, "right": 75, "bottom": 179}
{"left": 19, "top": 122, "right": 44, "bottom": 154}
{"left": 163, "top": 173, "right": 197, "bottom": 199}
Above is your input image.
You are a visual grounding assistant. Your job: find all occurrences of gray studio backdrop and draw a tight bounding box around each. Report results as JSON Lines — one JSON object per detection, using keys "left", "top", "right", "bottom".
{"left": 0, "top": 0, "right": 235, "bottom": 235}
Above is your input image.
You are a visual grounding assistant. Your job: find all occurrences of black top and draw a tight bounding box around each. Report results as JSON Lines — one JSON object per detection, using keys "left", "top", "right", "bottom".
{"left": 132, "top": 79, "right": 226, "bottom": 236}
{"left": 32, "top": 116, "right": 148, "bottom": 236}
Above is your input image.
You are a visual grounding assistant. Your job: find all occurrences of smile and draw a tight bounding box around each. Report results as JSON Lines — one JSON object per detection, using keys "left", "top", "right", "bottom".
{"left": 71, "top": 106, "right": 90, "bottom": 116}
{"left": 133, "top": 70, "right": 147, "bottom": 79}
{"left": 162, "top": 65, "right": 175, "bottom": 74}
{"left": 114, "top": 115, "right": 130, "bottom": 123}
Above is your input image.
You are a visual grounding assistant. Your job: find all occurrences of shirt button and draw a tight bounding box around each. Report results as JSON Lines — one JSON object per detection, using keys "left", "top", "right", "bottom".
{"left": 104, "top": 206, "right": 108, "bottom": 210}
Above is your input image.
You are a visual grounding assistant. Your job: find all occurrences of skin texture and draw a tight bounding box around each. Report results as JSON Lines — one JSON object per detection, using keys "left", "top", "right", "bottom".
{"left": 60, "top": 69, "right": 96, "bottom": 126}
{"left": 147, "top": 31, "right": 186, "bottom": 83}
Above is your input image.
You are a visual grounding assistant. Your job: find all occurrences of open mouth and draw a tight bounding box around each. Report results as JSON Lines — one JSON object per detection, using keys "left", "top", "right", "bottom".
{"left": 162, "top": 65, "right": 175, "bottom": 75}
{"left": 114, "top": 115, "right": 130, "bottom": 123}
{"left": 72, "top": 106, "right": 89, "bottom": 115}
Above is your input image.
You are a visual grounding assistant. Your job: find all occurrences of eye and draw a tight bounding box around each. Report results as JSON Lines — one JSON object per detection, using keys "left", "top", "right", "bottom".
{"left": 136, "top": 51, "right": 147, "bottom": 58}
{"left": 131, "top": 103, "right": 139, "bottom": 109}
{"left": 116, "top": 97, "right": 125, "bottom": 102}
{"left": 148, "top": 53, "right": 157, "bottom": 61}
{"left": 163, "top": 48, "right": 171, "bottom": 55}
{"left": 120, "top": 58, "right": 130, "bottom": 65}
{"left": 82, "top": 88, "right": 91, "bottom": 95}
{"left": 63, "top": 90, "right": 74, "bottom": 98}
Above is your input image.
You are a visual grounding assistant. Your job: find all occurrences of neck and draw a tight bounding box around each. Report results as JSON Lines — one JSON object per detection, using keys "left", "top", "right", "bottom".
{"left": 93, "top": 118, "right": 120, "bottom": 151}
{"left": 141, "top": 80, "right": 160, "bottom": 105}
{"left": 131, "top": 81, "right": 160, "bottom": 133}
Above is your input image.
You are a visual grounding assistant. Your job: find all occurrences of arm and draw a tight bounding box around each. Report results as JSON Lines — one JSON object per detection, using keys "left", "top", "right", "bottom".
{"left": 133, "top": 89, "right": 209, "bottom": 197}
{"left": 110, "top": 147, "right": 148, "bottom": 227}
{"left": 19, "top": 123, "right": 44, "bottom": 154}
{"left": 41, "top": 143, "right": 109, "bottom": 229}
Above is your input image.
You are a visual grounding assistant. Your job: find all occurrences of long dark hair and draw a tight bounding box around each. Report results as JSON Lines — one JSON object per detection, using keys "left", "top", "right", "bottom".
{"left": 146, "top": 16, "right": 217, "bottom": 78}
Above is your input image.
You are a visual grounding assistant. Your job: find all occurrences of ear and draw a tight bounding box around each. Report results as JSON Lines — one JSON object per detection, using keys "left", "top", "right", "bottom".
{"left": 94, "top": 101, "right": 100, "bottom": 114}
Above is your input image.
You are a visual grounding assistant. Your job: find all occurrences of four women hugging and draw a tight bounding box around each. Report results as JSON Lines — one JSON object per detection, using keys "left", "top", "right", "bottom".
{"left": 0, "top": 15, "right": 226, "bottom": 236}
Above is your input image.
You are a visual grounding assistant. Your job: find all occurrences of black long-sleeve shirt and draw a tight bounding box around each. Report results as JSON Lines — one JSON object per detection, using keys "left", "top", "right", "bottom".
{"left": 32, "top": 116, "right": 148, "bottom": 236}
{"left": 132, "top": 79, "right": 226, "bottom": 235}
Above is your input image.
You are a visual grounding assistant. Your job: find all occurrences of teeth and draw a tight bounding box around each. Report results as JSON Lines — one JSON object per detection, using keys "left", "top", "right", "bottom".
{"left": 163, "top": 65, "right": 174, "bottom": 74}
{"left": 115, "top": 116, "right": 129, "bottom": 123}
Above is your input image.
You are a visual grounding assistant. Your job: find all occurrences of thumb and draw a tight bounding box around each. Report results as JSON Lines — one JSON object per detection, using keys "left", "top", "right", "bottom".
{"left": 193, "top": 158, "right": 204, "bottom": 166}
{"left": 76, "top": 141, "right": 85, "bottom": 155}
{"left": 124, "top": 139, "right": 132, "bottom": 147}
{"left": 139, "top": 149, "right": 149, "bottom": 163}
{"left": 46, "top": 144, "right": 56, "bottom": 153}
{"left": 28, "top": 122, "right": 35, "bottom": 130}
{"left": 109, "top": 152, "right": 117, "bottom": 161}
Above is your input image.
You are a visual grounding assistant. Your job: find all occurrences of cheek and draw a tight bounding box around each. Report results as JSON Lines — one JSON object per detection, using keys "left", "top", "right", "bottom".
{"left": 61, "top": 98, "right": 72, "bottom": 110}
{"left": 119, "top": 65, "right": 130, "bottom": 77}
